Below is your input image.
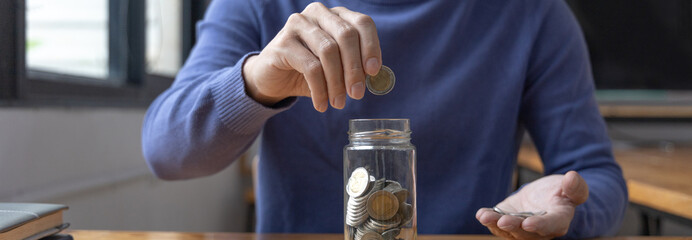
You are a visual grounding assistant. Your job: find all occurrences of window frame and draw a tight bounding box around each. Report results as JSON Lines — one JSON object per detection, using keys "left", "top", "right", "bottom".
{"left": 0, "top": 0, "right": 208, "bottom": 108}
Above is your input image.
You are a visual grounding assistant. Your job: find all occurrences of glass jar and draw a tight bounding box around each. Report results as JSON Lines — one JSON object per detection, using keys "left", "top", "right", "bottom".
{"left": 343, "top": 119, "right": 417, "bottom": 240}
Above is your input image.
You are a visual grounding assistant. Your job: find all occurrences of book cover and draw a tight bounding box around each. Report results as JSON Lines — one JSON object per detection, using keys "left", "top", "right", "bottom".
{"left": 0, "top": 203, "right": 69, "bottom": 240}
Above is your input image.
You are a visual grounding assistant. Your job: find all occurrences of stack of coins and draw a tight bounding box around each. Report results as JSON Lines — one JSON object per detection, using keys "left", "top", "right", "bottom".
{"left": 346, "top": 167, "right": 413, "bottom": 240}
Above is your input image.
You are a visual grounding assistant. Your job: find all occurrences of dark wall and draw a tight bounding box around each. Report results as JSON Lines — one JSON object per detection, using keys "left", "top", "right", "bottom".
{"left": 566, "top": 0, "right": 692, "bottom": 90}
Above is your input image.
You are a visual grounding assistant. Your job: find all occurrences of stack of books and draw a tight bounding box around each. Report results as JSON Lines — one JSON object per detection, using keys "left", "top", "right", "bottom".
{"left": 0, "top": 203, "right": 70, "bottom": 240}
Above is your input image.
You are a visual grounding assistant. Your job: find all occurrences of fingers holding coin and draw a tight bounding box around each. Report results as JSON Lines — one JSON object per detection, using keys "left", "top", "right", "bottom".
{"left": 330, "top": 6, "right": 383, "bottom": 98}
{"left": 243, "top": 3, "right": 384, "bottom": 112}
{"left": 290, "top": 3, "right": 382, "bottom": 109}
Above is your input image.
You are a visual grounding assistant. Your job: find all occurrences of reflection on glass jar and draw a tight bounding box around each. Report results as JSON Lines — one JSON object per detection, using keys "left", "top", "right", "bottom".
{"left": 344, "top": 119, "right": 417, "bottom": 240}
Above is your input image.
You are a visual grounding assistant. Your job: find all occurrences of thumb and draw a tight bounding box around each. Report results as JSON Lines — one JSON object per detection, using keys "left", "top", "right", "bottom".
{"left": 561, "top": 171, "right": 589, "bottom": 205}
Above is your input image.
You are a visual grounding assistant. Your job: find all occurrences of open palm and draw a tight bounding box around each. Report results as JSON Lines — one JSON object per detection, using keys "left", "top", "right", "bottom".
{"left": 476, "top": 171, "right": 589, "bottom": 239}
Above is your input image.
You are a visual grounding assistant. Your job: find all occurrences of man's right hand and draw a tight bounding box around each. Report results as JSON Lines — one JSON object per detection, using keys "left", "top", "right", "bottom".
{"left": 242, "top": 2, "right": 382, "bottom": 112}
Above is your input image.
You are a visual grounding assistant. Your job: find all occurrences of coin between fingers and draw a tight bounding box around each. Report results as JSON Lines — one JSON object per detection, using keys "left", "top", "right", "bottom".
{"left": 365, "top": 65, "right": 395, "bottom": 95}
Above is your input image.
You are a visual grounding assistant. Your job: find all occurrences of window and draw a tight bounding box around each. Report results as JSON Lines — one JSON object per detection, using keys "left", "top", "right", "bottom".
{"left": 0, "top": 0, "right": 209, "bottom": 107}
{"left": 27, "top": 0, "right": 109, "bottom": 79}
{"left": 147, "top": 0, "right": 182, "bottom": 77}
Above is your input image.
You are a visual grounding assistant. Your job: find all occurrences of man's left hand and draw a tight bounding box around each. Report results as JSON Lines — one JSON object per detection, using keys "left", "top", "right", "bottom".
{"left": 476, "top": 171, "right": 589, "bottom": 239}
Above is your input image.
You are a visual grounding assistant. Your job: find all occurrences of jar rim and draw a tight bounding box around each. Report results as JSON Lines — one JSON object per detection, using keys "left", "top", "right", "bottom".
{"left": 349, "top": 129, "right": 411, "bottom": 139}
{"left": 349, "top": 118, "right": 409, "bottom": 122}
{"left": 348, "top": 119, "right": 411, "bottom": 139}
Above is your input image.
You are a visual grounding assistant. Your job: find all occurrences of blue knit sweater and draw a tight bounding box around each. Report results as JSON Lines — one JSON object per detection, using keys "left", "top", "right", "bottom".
{"left": 142, "top": 0, "right": 627, "bottom": 237}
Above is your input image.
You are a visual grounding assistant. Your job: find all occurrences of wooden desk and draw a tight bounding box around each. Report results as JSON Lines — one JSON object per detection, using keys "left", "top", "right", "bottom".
{"left": 517, "top": 144, "right": 692, "bottom": 221}
{"left": 598, "top": 105, "right": 692, "bottom": 118}
{"left": 65, "top": 230, "right": 690, "bottom": 240}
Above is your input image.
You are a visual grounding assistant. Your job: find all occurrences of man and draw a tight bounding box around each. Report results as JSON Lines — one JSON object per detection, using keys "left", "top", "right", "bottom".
{"left": 142, "top": 0, "right": 628, "bottom": 238}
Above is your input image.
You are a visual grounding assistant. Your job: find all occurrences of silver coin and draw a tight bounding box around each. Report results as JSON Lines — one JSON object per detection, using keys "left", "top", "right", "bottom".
{"left": 347, "top": 204, "right": 365, "bottom": 215}
{"left": 365, "top": 65, "right": 395, "bottom": 95}
{"left": 349, "top": 197, "right": 369, "bottom": 211}
{"left": 368, "top": 214, "right": 401, "bottom": 230}
{"left": 351, "top": 199, "right": 368, "bottom": 207}
{"left": 356, "top": 227, "right": 375, "bottom": 240}
{"left": 351, "top": 210, "right": 368, "bottom": 220}
{"left": 347, "top": 214, "right": 369, "bottom": 227}
{"left": 397, "top": 203, "right": 413, "bottom": 228}
{"left": 372, "top": 178, "right": 386, "bottom": 191}
{"left": 392, "top": 189, "right": 409, "bottom": 204}
{"left": 348, "top": 207, "right": 366, "bottom": 215}
{"left": 347, "top": 226, "right": 356, "bottom": 240}
{"left": 351, "top": 194, "right": 370, "bottom": 203}
{"left": 349, "top": 196, "right": 368, "bottom": 206}
{"left": 347, "top": 213, "right": 368, "bottom": 226}
{"left": 348, "top": 209, "right": 367, "bottom": 217}
{"left": 347, "top": 195, "right": 370, "bottom": 227}
{"left": 361, "top": 231, "right": 385, "bottom": 240}
{"left": 383, "top": 181, "right": 402, "bottom": 192}
{"left": 346, "top": 218, "right": 360, "bottom": 227}
{"left": 349, "top": 203, "right": 368, "bottom": 214}
{"left": 349, "top": 196, "right": 368, "bottom": 207}
{"left": 355, "top": 228, "right": 363, "bottom": 240}
{"left": 382, "top": 181, "right": 408, "bottom": 204}
{"left": 347, "top": 168, "right": 372, "bottom": 197}
{"left": 363, "top": 218, "right": 398, "bottom": 234}
{"left": 381, "top": 228, "right": 401, "bottom": 240}
{"left": 493, "top": 206, "right": 546, "bottom": 218}
{"left": 348, "top": 204, "right": 366, "bottom": 213}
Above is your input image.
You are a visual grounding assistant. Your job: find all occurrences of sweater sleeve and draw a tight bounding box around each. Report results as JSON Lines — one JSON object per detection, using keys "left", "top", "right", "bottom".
{"left": 519, "top": 1, "right": 628, "bottom": 238}
{"left": 142, "top": 0, "right": 294, "bottom": 180}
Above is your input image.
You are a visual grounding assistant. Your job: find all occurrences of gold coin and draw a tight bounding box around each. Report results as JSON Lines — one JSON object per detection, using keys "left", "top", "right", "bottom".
{"left": 365, "top": 65, "right": 395, "bottom": 95}
{"left": 367, "top": 190, "right": 400, "bottom": 220}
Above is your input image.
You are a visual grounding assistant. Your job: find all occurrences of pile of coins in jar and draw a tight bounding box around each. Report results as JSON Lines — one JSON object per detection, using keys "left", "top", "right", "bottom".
{"left": 346, "top": 167, "right": 413, "bottom": 240}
